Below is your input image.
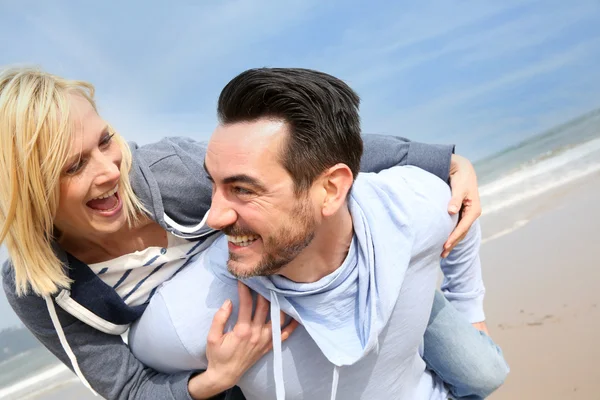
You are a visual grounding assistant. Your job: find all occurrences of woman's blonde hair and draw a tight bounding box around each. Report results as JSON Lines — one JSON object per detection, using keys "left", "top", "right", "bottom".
{"left": 0, "top": 66, "right": 147, "bottom": 297}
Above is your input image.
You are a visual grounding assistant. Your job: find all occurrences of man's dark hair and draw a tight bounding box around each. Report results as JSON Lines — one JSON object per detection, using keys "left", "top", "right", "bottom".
{"left": 217, "top": 67, "right": 363, "bottom": 193}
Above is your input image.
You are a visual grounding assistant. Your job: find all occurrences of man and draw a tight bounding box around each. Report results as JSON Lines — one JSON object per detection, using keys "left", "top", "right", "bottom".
{"left": 129, "top": 68, "right": 508, "bottom": 399}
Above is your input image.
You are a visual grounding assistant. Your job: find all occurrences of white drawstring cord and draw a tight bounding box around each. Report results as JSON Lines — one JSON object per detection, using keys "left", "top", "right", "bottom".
{"left": 44, "top": 296, "right": 98, "bottom": 396}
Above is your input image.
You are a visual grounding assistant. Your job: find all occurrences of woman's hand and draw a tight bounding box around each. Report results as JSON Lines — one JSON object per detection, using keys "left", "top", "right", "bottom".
{"left": 444, "top": 154, "right": 482, "bottom": 257}
{"left": 188, "top": 281, "right": 298, "bottom": 399}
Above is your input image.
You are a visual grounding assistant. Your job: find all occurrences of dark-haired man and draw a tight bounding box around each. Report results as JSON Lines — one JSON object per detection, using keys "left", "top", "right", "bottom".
{"left": 130, "top": 68, "right": 508, "bottom": 399}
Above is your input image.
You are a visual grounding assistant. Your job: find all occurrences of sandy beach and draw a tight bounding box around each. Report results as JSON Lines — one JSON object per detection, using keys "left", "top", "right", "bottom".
{"left": 25, "top": 172, "right": 600, "bottom": 399}
{"left": 483, "top": 172, "right": 600, "bottom": 399}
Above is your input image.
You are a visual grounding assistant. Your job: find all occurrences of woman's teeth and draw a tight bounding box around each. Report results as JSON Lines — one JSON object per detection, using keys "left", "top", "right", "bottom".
{"left": 227, "top": 235, "right": 259, "bottom": 247}
{"left": 93, "top": 184, "right": 119, "bottom": 200}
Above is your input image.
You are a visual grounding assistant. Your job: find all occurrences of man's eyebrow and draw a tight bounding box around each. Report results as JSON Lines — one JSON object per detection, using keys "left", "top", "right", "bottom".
{"left": 203, "top": 161, "right": 266, "bottom": 191}
{"left": 223, "top": 174, "right": 267, "bottom": 191}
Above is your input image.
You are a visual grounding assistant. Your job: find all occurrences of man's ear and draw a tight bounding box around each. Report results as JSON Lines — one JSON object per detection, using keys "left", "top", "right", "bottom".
{"left": 320, "top": 164, "right": 354, "bottom": 217}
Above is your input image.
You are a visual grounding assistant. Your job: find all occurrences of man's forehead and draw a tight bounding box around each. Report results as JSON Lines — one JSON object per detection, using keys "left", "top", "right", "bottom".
{"left": 207, "top": 119, "right": 288, "bottom": 164}
{"left": 212, "top": 118, "right": 286, "bottom": 144}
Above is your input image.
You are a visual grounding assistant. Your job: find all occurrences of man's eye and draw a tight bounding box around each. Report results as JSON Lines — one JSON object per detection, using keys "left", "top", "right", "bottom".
{"left": 233, "top": 187, "right": 254, "bottom": 196}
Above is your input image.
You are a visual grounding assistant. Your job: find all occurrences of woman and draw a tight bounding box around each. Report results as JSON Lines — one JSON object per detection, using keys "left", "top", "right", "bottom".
{"left": 0, "top": 67, "right": 501, "bottom": 400}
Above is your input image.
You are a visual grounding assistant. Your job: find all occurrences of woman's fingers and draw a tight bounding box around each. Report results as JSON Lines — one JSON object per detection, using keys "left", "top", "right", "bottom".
{"left": 230, "top": 286, "right": 298, "bottom": 350}
{"left": 259, "top": 318, "right": 299, "bottom": 357}
{"left": 253, "top": 294, "right": 270, "bottom": 325}
{"left": 207, "top": 299, "right": 233, "bottom": 346}
{"left": 281, "top": 319, "right": 299, "bottom": 341}
{"left": 263, "top": 315, "right": 299, "bottom": 341}
{"left": 443, "top": 200, "right": 480, "bottom": 257}
{"left": 249, "top": 294, "right": 270, "bottom": 346}
{"left": 279, "top": 310, "right": 287, "bottom": 326}
{"left": 237, "top": 281, "right": 253, "bottom": 325}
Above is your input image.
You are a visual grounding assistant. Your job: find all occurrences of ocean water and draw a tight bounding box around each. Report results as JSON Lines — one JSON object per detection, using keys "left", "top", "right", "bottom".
{"left": 1, "top": 109, "right": 599, "bottom": 399}
{"left": 0, "top": 347, "right": 78, "bottom": 400}
{"left": 475, "top": 108, "right": 600, "bottom": 216}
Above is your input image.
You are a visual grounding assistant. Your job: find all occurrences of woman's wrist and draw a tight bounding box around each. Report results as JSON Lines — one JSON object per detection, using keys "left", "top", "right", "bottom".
{"left": 188, "top": 369, "right": 232, "bottom": 400}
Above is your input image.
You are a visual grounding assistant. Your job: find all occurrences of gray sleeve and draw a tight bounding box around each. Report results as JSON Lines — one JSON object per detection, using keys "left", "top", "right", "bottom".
{"left": 2, "top": 265, "right": 198, "bottom": 400}
{"left": 130, "top": 137, "right": 213, "bottom": 228}
{"left": 360, "top": 134, "right": 455, "bottom": 181}
{"left": 130, "top": 135, "right": 455, "bottom": 227}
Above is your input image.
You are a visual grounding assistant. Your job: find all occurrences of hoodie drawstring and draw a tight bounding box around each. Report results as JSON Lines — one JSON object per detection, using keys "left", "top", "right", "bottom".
{"left": 268, "top": 291, "right": 340, "bottom": 400}
{"left": 331, "top": 366, "right": 340, "bottom": 400}
{"left": 269, "top": 291, "right": 286, "bottom": 400}
{"left": 44, "top": 296, "right": 98, "bottom": 396}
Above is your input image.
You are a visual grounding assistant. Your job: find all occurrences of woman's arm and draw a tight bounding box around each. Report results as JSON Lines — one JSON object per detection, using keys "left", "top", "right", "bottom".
{"left": 360, "top": 134, "right": 454, "bottom": 181}
{"left": 130, "top": 135, "right": 453, "bottom": 225}
{"left": 3, "top": 263, "right": 197, "bottom": 399}
{"left": 130, "top": 135, "right": 479, "bottom": 252}
{"left": 3, "top": 263, "right": 294, "bottom": 400}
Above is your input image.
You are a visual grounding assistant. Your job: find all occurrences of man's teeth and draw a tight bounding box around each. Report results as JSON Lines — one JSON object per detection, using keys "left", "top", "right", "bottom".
{"left": 93, "top": 184, "right": 119, "bottom": 200}
{"left": 227, "top": 235, "right": 259, "bottom": 247}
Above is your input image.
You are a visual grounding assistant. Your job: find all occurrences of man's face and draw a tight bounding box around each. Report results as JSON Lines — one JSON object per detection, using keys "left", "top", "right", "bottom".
{"left": 205, "top": 118, "right": 319, "bottom": 278}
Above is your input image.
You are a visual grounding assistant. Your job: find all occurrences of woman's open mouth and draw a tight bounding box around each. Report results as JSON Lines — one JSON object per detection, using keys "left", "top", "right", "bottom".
{"left": 86, "top": 184, "right": 123, "bottom": 216}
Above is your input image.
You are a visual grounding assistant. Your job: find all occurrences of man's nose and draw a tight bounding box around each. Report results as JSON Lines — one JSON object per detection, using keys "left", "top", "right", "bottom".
{"left": 207, "top": 190, "right": 237, "bottom": 230}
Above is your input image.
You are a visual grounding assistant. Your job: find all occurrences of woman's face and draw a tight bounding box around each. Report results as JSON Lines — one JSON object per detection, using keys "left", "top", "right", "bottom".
{"left": 53, "top": 94, "right": 126, "bottom": 240}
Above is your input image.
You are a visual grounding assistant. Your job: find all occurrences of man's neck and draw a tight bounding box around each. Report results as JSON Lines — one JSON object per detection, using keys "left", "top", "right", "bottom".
{"left": 279, "top": 206, "right": 353, "bottom": 283}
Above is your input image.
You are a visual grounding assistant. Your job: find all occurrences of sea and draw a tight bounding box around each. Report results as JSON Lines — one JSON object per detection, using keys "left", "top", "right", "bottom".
{"left": 0, "top": 108, "right": 599, "bottom": 399}
{"left": 476, "top": 108, "right": 600, "bottom": 216}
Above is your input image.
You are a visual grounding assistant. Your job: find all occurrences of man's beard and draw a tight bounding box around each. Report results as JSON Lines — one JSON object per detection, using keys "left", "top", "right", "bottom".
{"left": 223, "top": 199, "right": 316, "bottom": 278}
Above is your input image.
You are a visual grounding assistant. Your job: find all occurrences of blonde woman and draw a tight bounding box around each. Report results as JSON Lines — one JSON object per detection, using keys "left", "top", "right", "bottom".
{"left": 0, "top": 67, "right": 483, "bottom": 400}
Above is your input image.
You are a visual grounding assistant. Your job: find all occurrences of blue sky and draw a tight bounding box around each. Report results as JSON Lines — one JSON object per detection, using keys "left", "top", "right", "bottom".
{"left": 2, "top": 0, "right": 600, "bottom": 161}
{"left": 1, "top": 0, "right": 600, "bottom": 328}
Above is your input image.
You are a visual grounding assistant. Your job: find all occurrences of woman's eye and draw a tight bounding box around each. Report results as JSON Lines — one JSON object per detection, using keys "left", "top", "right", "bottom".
{"left": 66, "top": 160, "right": 84, "bottom": 175}
{"left": 100, "top": 133, "right": 115, "bottom": 146}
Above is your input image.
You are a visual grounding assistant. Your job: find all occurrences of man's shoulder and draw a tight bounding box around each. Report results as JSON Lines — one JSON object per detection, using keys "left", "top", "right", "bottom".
{"left": 357, "top": 163, "right": 443, "bottom": 183}
{"left": 356, "top": 166, "right": 451, "bottom": 212}
{"left": 353, "top": 166, "right": 456, "bottom": 252}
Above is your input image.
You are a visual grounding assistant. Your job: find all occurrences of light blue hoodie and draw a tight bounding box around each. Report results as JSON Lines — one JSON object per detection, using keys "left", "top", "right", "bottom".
{"left": 129, "top": 166, "right": 484, "bottom": 399}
